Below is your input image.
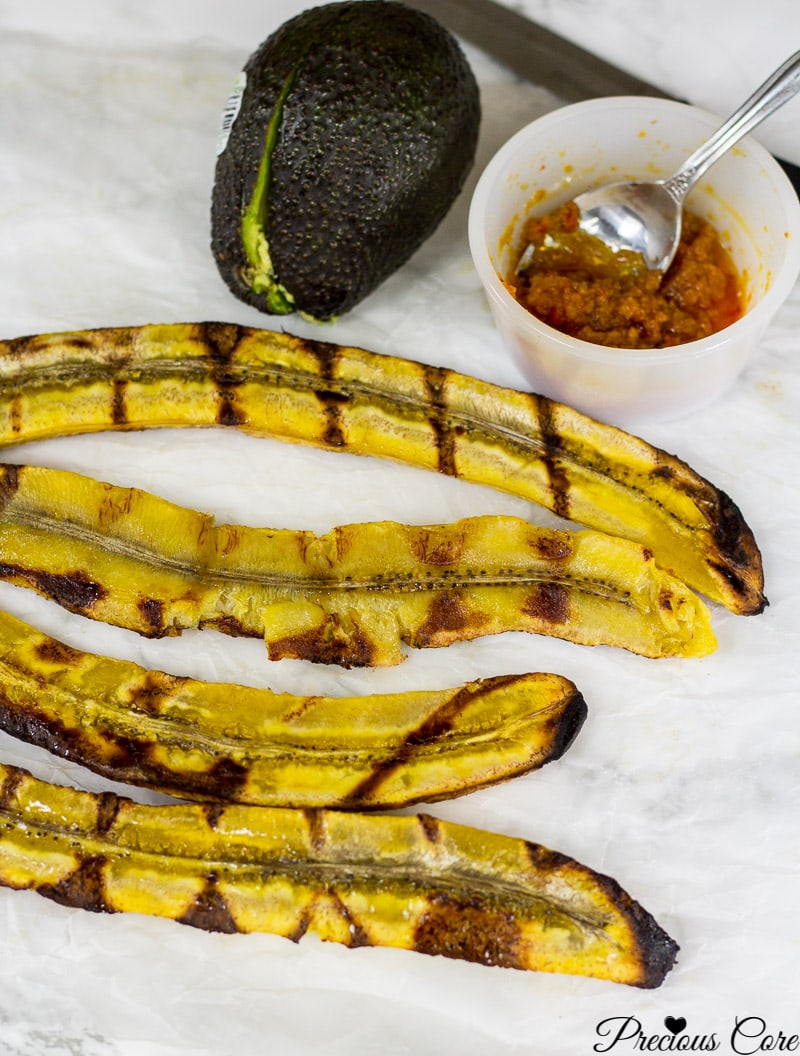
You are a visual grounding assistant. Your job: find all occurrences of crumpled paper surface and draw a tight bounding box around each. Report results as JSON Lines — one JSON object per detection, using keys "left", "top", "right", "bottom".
{"left": 0, "top": 4, "right": 799, "bottom": 1055}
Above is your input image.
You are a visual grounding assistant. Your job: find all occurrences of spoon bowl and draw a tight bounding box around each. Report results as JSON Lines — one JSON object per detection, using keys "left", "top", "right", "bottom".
{"left": 573, "top": 50, "right": 800, "bottom": 272}
{"left": 574, "top": 180, "right": 682, "bottom": 272}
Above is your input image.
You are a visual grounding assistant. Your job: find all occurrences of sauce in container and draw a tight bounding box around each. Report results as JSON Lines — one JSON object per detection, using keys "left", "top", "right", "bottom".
{"left": 506, "top": 200, "right": 743, "bottom": 349}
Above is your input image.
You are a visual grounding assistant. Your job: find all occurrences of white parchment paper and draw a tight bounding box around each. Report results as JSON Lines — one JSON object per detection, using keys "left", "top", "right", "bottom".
{"left": 0, "top": 4, "right": 798, "bottom": 1054}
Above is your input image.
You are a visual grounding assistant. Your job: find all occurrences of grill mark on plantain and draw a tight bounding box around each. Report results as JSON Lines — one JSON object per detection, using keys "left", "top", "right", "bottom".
{"left": 38, "top": 855, "right": 114, "bottom": 915}
{"left": 267, "top": 615, "right": 377, "bottom": 667}
{"left": 32, "top": 637, "right": 83, "bottom": 668}
{"left": 138, "top": 597, "right": 166, "bottom": 635}
{"left": 0, "top": 766, "right": 24, "bottom": 812}
{"left": 532, "top": 530, "right": 574, "bottom": 562}
{"left": 411, "top": 589, "right": 489, "bottom": 647}
{"left": 200, "top": 322, "right": 243, "bottom": 358}
{"left": 423, "top": 365, "right": 457, "bottom": 476}
{"left": 0, "top": 562, "right": 107, "bottom": 613}
{"left": 215, "top": 384, "right": 244, "bottom": 427}
{"left": 0, "top": 463, "right": 21, "bottom": 508}
{"left": 418, "top": 813, "right": 442, "bottom": 844}
{"left": 340, "top": 677, "right": 515, "bottom": 805}
{"left": 535, "top": 396, "right": 572, "bottom": 521}
{"left": 523, "top": 582, "right": 571, "bottom": 626}
{"left": 96, "top": 791, "right": 122, "bottom": 836}
{"left": 413, "top": 891, "right": 525, "bottom": 968}
{"left": 201, "top": 614, "right": 262, "bottom": 638}
{"left": 127, "top": 669, "right": 192, "bottom": 716}
{"left": 708, "top": 558, "right": 755, "bottom": 607}
{"left": 410, "top": 524, "right": 469, "bottom": 566}
{"left": 287, "top": 907, "right": 312, "bottom": 943}
{"left": 303, "top": 337, "right": 348, "bottom": 447}
{"left": 111, "top": 378, "right": 128, "bottom": 425}
{"left": 280, "top": 694, "right": 323, "bottom": 723}
{"left": 305, "top": 809, "right": 327, "bottom": 854}
{"left": 202, "top": 321, "right": 247, "bottom": 427}
{"left": 178, "top": 871, "right": 239, "bottom": 933}
{"left": 330, "top": 890, "right": 373, "bottom": 948}
{"left": 0, "top": 466, "right": 21, "bottom": 506}
{"left": 203, "top": 802, "right": 227, "bottom": 830}
{"left": 8, "top": 393, "right": 23, "bottom": 436}
{"left": 524, "top": 840, "right": 574, "bottom": 874}
{"left": 194, "top": 757, "right": 249, "bottom": 799}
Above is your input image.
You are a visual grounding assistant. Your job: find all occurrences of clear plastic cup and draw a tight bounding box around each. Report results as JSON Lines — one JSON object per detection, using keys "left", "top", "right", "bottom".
{"left": 468, "top": 97, "right": 800, "bottom": 427}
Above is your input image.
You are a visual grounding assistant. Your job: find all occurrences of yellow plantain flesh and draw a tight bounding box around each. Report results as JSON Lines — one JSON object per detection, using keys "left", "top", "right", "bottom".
{"left": 0, "top": 463, "right": 716, "bottom": 663}
{"left": 0, "top": 608, "right": 586, "bottom": 808}
{"left": 0, "top": 322, "right": 764, "bottom": 615}
{"left": 0, "top": 762, "right": 679, "bottom": 987}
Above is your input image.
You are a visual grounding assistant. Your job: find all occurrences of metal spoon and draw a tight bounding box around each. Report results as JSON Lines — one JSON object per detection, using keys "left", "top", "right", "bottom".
{"left": 574, "top": 50, "right": 800, "bottom": 272}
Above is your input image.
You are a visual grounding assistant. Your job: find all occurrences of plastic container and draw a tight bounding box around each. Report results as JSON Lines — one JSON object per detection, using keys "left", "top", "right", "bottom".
{"left": 468, "top": 97, "right": 800, "bottom": 427}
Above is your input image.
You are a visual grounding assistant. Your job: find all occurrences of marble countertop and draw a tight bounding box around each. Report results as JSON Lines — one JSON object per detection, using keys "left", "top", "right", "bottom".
{"left": 1, "top": 3, "right": 799, "bottom": 1054}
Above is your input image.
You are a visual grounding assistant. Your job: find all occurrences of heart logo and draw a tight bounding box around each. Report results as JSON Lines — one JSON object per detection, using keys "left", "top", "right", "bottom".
{"left": 664, "top": 1017, "right": 687, "bottom": 1035}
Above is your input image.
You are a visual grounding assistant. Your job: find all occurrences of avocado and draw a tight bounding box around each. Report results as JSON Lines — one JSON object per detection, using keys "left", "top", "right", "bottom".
{"left": 210, "top": 1, "right": 480, "bottom": 321}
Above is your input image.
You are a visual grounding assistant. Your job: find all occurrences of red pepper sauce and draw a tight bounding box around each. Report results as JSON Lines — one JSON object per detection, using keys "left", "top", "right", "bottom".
{"left": 506, "top": 200, "right": 743, "bottom": 349}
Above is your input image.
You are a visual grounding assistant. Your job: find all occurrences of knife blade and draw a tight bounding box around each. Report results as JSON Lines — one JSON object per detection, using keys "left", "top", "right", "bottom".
{"left": 406, "top": 0, "right": 669, "bottom": 102}
{"left": 406, "top": 0, "right": 800, "bottom": 193}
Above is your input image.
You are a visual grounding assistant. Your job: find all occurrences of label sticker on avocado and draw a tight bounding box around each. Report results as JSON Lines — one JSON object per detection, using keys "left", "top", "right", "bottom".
{"left": 216, "top": 72, "right": 247, "bottom": 156}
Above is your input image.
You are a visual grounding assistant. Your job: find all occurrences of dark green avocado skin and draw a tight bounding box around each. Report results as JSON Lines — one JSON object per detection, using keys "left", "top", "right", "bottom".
{"left": 211, "top": 1, "right": 481, "bottom": 321}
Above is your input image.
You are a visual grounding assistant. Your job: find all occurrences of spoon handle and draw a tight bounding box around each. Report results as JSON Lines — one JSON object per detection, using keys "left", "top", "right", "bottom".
{"left": 663, "top": 49, "right": 800, "bottom": 203}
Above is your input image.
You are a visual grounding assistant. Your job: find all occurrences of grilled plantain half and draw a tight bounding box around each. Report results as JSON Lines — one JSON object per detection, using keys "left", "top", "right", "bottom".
{"left": 0, "top": 609, "right": 586, "bottom": 808}
{"left": 0, "top": 762, "right": 679, "bottom": 986}
{"left": 0, "top": 322, "right": 764, "bottom": 616}
{"left": 0, "top": 463, "right": 716, "bottom": 662}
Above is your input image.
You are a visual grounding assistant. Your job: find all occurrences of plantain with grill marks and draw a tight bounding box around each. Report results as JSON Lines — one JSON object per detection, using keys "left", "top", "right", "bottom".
{"left": 0, "top": 322, "right": 764, "bottom": 615}
{"left": 0, "top": 762, "right": 679, "bottom": 987}
{"left": 0, "top": 608, "right": 586, "bottom": 808}
{"left": 0, "top": 463, "right": 716, "bottom": 662}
